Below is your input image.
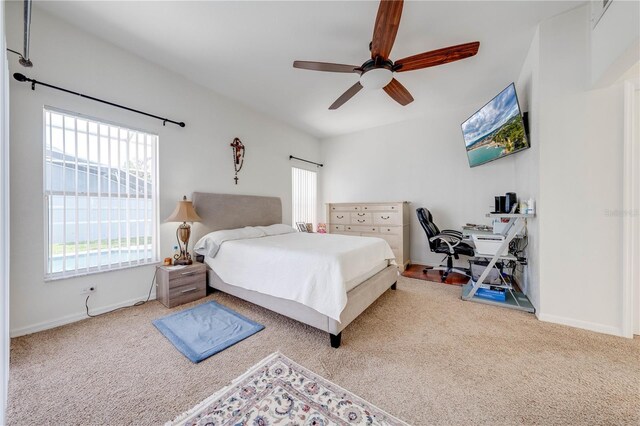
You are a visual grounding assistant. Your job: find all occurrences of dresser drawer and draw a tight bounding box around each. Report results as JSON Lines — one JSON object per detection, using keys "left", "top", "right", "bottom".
{"left": 378, "top": 233, "right": 400, "bottom": 249}
{"left": 333, "top": 231, "right": 360, "bottom": 237}
{"left": 350, "top": 212, "right": 372, "bottom": 225}
{"left": 373, "top": 212, "right": 401, "bottom": 226}
{"left": 380, "top": 226, "right": 401, "bottom": 234}
{"left": 345, "top": 225, "right": 379, "bottom": 233}
{"left": 331, "top": 212, "right": 350, "bottom": 224}
{"left": 392, "top": 247, "right": 402, "bottom": 261}
{"left": 362, "top": 204, "right": 400, "bottom": 212}
{"left": 330, "top": 204, "right": 361, "bottom": 212}
{"left": 330, "top": 224, "right": 345, "bottom": 232}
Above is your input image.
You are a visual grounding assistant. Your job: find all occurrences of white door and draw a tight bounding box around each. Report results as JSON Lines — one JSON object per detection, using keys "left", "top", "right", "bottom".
{"left": 623, "top": 77, "right": 640, "bottom": 337}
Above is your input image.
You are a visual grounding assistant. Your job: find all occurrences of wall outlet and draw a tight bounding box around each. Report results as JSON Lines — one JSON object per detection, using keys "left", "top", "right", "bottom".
{"left": 80, "top": 286, "right": 97, "bottom": 295}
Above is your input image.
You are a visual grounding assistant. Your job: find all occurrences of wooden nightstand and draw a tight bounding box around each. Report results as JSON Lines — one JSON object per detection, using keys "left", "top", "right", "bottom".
{"left": 156, "top": 262, "right": 207, "bottom": 308}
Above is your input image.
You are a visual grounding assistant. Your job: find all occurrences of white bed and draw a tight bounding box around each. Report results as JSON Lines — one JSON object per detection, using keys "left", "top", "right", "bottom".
{"left": 192, "top": 192, "right": 399, "bottom": 347}
{"left": 202, "top": 231, "right": 395, "bottom": 322}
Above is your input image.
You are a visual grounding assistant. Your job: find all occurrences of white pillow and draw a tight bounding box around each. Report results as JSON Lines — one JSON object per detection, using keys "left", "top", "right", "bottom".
{"left": 194, "top": 226, "right": 266, "bottom": 258}
{"left": 255, "top": 224, "right": 296, "bottom": 236}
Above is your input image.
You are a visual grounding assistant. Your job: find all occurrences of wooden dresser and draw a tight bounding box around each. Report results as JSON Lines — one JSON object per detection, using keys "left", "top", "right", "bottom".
{"left": 326, "top": 202, "right": 410, "bottom": 271}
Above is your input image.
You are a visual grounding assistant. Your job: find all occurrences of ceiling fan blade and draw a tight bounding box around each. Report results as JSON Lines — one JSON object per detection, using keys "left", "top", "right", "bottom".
{"left": 293, "top": 61, "right": 360, "bottom": 73}
{"left": 370, "top": 0, "right": 404, "bottom": 61}
{"left": 394, "top": 41, "right": 480, "bottom": 72}
{"left": 383, "top": 78, "right": 414, "bottom": 106}
{"left": 329, "top": 82, "right": 363, "bottom": 110}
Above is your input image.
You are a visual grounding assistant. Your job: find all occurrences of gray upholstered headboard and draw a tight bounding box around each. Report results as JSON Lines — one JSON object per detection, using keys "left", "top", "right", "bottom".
{"left": 191, "top": 192, "right": 282, "bottom": 241}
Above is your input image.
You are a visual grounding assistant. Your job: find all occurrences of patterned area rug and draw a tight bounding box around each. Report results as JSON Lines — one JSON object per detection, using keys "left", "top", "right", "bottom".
{"left": 169, "top": 352, "right": 408, "bottom": 425}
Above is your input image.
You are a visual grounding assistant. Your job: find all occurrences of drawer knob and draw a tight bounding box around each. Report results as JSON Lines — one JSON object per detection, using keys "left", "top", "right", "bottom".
{"left": 337, "top": 215, "right": 344, "bottom": 219}
{"left": 357, "top": 213, "right": 365, "bottom": 216}
{"left": 181, "top": 271, "right": 198, "bottom": 276}
{"left": 180, "top": 287, "right": 198, "bottom": 294}
{"left": 381, "top": 216, "right": 390, "bottom": 220}
{"left": 357, "top": 219, "right": 365, "bottom": 223}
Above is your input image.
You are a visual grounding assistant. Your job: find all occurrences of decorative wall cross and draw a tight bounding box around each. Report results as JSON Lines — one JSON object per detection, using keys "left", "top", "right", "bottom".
{"left": 230, "top": 137, "right": 245, "bottom": 185}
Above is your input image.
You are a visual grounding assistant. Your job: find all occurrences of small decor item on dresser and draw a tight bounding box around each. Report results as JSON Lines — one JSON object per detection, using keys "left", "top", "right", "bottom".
{"left": 165, "top": 196, "right": 202, "bottom": 265}
{"left": 168, "top": 352, "right": 408, "bottom": 425}
{"left": 230, "top": 137, "right": 245, "bottom": 185}
{"left": 317, "top": 223, "right": 327, "bottom": 233}
{"left": 296, "top": 221, "right": 308, "bottom": 232}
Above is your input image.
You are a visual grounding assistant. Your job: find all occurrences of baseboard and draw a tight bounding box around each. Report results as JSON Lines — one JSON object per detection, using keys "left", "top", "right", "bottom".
{"left": 10, "top": 293, "right": 156, "bottom": 338}
{"left": 537, "top": 312, "right": 624, "bottom": 337}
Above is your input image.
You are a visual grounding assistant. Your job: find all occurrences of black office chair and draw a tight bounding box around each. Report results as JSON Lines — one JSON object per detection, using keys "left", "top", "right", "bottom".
{"left": 416, "top": 208, "right": 474, "bottom": 282}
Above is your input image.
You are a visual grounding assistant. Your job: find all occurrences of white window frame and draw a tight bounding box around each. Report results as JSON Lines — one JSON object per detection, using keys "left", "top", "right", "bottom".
{"left": 43, "top": 107, "right": 160, "bottom": 281}
{"left": 291, "top": 166, "right": 317, "bottom": 229}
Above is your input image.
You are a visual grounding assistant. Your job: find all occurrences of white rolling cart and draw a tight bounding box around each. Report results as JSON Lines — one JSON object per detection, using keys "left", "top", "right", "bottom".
{"left": 461, "top": 212, "right": 535, "bottom": 313}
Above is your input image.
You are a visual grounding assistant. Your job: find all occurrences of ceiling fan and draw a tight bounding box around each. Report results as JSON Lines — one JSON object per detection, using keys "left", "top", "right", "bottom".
{"left": 293, "top": 0, "right": 480, "bottom": 110}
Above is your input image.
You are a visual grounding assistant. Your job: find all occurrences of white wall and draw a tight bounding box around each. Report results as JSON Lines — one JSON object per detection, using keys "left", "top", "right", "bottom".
{"left": 514, "top": 28, "right": 541, "bottom": 309}
{"left": 535, "top": 5, "right": 637, "bottom": 335}
{"left": 590, "top": 0, "right": 640, "bottom": 87}
{"left": 320, "top": 106, "right": 520, "bottom": 268}
{"left": 0, "top": 0, "right": 9, "bottom": 421}
{"left": 6, "top": 3, "right": 320, "bottom": 336}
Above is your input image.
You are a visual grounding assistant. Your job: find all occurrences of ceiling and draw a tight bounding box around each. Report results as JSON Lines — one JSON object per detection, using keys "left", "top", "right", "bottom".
{"left": 35, "top": 1, "right": 582, "bottom": 139}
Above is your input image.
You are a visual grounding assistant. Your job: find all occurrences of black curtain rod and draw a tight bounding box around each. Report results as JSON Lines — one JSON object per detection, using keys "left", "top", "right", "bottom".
{"left": 13, "top": 73, "right": 185, "bottom": 128}
{"left": 289, "top": 155, "right": 323, "bottom": 167}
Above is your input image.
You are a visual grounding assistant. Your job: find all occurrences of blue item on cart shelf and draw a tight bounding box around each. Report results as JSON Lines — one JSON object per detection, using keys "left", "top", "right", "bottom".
{"left": 476, "top": 287, "right": 507, "bottom": 302}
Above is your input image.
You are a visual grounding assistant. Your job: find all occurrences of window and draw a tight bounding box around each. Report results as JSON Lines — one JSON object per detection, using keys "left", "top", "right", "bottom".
{"left": 44, "top": 108, "right": 159, "bottom": 279}
{"left": 291, "top": 166, "right": 317, "bottom": 228}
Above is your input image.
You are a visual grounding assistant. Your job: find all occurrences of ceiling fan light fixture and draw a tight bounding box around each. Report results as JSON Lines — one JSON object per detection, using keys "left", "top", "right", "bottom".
{"left": 359, "top": 68, "right": 393, "bottom": 90}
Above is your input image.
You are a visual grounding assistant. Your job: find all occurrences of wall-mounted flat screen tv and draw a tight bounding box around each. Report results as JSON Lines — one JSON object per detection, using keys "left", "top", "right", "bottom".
{"left": 461, "top": 83, "right": 529, "bottom": 167}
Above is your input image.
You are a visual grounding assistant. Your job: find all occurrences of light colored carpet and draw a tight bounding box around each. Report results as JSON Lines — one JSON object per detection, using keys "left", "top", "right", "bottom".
{"left": 7, "top": 276, "right": 640, "bottom": 425}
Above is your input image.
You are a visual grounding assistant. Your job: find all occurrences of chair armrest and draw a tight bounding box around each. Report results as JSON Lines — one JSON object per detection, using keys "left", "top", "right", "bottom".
{"left": 440, "top": 229, "right": 463, "bottom": 238}
{"left": 429, "top": 233, "right": 463, "bottom": 254}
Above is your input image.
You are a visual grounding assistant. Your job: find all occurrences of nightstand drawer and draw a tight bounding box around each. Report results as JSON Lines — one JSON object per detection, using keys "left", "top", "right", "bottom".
{"left": 167, "top": 282, "right": 206, "bottom": 307}
{"left": 167, "top": 271, "right": 206, "bottom": 289}
{"left": 166, "top": 264, "right": 207, "bottom": 280}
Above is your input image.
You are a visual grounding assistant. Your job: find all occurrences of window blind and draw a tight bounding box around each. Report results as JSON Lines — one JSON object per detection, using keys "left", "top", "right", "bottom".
{"left": 291, "top": 166, "right": 317, "bottom": 228}
{"left": 43, "top": 108, "right": 159, "bottom": 279}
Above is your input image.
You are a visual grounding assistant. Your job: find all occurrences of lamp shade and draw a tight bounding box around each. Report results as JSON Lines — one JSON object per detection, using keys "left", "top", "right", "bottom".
{"left": 165, "top": 196, "right": 202, "bottom": 223}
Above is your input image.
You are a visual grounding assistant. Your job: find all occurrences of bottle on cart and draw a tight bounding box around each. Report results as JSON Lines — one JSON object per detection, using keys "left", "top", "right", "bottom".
{"left": 527, "top": 197, "right": 535, "bottom": 215}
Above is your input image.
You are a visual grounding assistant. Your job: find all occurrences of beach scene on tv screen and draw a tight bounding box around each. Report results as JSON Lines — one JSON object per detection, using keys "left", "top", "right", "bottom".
{"left": 462, "top": 84, "right": 528, "bottom": 167}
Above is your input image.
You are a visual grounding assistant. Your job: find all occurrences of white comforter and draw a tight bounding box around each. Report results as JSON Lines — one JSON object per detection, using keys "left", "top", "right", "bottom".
{"left": 204, "top": 232, "right": 396, "bottom": 321}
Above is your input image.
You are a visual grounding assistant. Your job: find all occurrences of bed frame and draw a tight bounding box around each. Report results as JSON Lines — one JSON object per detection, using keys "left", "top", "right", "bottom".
{"left": 191, "top": 192, "right": 398, "bottom": 348}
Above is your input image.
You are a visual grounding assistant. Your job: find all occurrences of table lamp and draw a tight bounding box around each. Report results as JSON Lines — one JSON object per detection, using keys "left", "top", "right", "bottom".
{"left": 165, "top": 195, "right": 202, "bottom": 265}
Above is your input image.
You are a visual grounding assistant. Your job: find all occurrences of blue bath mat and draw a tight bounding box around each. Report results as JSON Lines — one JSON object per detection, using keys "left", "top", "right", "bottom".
{"left": 153, "top": 301, "right": 264, "bottom": 363}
